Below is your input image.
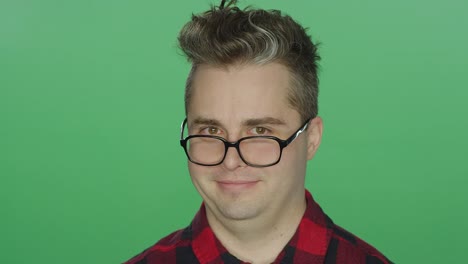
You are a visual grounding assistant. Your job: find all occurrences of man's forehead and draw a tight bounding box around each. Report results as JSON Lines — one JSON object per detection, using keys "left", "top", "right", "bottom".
{"left": 187, "top": 62, "right": 301, "bottom": 129}
{"left": 189, "top": 63, "right": 293, "bottom": 106}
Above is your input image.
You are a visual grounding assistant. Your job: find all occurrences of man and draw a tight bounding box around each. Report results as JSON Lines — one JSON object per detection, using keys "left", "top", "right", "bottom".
{"left": 126, "top": 0, "right": 392, "bottom": 263}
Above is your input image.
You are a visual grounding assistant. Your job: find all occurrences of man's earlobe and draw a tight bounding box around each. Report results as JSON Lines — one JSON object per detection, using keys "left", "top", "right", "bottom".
{"left": 307, "top": 117, "right": 323, "bottom": 160}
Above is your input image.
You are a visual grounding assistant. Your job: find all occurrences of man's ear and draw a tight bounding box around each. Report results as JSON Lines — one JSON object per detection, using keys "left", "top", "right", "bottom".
{"left": 306, "top": 116, "right": 323, "bottom": 160}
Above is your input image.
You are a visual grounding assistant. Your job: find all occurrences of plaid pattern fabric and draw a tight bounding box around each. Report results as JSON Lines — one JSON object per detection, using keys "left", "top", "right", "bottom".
{"left": 125, "top": 190, "right": 392, "bottom": 264}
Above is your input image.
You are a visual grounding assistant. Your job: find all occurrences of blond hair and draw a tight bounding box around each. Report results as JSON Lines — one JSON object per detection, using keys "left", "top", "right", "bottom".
{"left": 178, "top": 0, "right": 321, "bottom": 122}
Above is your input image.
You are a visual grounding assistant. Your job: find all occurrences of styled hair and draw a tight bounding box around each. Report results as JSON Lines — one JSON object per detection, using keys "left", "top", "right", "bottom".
{"left": 178, "top": 0, "right": 321, "bottom": 122}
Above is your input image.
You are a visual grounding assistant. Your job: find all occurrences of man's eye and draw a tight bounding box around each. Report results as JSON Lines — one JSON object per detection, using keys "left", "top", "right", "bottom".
{"left": 208, "top": 127, "right": 219, "bottom": 134}
{"left": 252, "top": 127, "right": 269, "bottom": 135}
{"left": 201, "top": 127, "right": 220, "bottom": 135}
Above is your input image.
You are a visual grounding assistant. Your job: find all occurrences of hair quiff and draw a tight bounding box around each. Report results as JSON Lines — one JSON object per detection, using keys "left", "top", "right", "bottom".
{"left": 178, "top": 0, "right": 321, "bottom": 122}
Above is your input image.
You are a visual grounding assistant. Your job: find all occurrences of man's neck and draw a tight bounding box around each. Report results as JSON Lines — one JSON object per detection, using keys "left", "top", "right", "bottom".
{"left": 205, "top": 193, "right": 307, "bottom": 264}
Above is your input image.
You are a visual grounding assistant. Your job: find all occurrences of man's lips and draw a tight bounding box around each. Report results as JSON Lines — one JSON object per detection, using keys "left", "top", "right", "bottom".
{"left": 217, "top": 180, "right": 259, "bottom": 184}
{"left": 215, "top": 180, "right": 260, "bottom": 190}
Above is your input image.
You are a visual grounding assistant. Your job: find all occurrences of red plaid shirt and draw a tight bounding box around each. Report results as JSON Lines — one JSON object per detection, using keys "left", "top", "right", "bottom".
{"left": 125, "top": 190, "right": 392, "bottom": 264}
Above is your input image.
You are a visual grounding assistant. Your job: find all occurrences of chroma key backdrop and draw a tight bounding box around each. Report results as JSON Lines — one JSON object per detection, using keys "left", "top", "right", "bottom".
{"left": 1, "top": 0, "right": 467, "bottom": 263}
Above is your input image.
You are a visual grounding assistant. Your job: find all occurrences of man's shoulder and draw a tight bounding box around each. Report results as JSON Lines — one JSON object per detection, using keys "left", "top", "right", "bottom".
{"left": 124, "top": 226, "right": 194, "bottom": 264}
{"left": 328, "top": 224, "right": 393, "bottom": 264}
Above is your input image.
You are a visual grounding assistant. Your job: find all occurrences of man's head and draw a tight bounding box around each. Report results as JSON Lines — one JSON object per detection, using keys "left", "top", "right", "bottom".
{"left": 178, "top": 0, "right": 320, "bottom": 123}
{"left": 178, "top": 1, "right": 323, "bottom": 224}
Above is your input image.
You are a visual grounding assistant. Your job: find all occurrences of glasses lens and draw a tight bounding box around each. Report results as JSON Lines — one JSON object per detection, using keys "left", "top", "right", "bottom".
{"left": 239, "top": 138, "right": 281, "bottom": 166}
{"left": 187, "top": 137, "right": 225, "bottom": 165}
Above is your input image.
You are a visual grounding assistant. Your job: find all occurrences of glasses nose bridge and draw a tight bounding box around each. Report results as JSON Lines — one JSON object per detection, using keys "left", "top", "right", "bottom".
{"left": 222, "top": 139, "right": 244, "bottom": 159}
{"left": 220, "top": 138, "right": 249, "bottom": 168}
{"left": 224, "top": 139, "right": 241, "bottom": 151}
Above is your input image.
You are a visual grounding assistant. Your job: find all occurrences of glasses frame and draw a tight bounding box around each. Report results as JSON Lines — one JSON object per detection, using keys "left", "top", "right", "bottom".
{"left": 179, "top": 117, "right": 311, "bottom": 167}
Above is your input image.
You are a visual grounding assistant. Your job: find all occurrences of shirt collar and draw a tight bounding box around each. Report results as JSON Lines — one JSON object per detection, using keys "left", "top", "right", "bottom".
{"left": 191, "top": 189, "right": 333, "bottom": 263}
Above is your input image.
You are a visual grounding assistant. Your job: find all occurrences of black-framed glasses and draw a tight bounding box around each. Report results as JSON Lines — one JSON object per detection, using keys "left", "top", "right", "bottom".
{"left": 179, "top": 118, "right": 311, "bottom": 167}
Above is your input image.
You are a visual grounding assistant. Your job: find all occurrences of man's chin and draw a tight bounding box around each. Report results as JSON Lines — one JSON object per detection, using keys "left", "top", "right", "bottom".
{"left": 207, "top": 192, "right": 267, "bottom": 221}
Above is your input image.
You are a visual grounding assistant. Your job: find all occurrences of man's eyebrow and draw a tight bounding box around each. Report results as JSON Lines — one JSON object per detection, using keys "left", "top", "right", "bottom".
{"left": 189, "top": 117, "right": 287, "bottom": 129}
{"left": 242, "top": 117, "right": 287, "bottom": 127}
{"left": 190, "top": 117, "right": 222, "bottom": 127}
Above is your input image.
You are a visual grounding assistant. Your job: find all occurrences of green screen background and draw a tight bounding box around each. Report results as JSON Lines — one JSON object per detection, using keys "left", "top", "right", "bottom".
{"left": 1, "top": 0, "right": 467, "bottom": 263}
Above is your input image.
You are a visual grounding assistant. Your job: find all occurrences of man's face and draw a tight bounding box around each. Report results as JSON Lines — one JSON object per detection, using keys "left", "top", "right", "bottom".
{"left": 186, "top": 62, "right": 322, "bottom": 222}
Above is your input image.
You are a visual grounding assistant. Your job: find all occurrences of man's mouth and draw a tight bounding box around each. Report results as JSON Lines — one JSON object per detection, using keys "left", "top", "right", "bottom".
{"left": 216, "top": 180, "right": 260, "bottom": 191}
